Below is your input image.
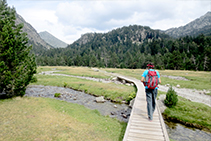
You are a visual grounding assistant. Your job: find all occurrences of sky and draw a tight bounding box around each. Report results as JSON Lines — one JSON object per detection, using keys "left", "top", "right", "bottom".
{"left": 7, "top": 0, "right": 211, "bottom": 44}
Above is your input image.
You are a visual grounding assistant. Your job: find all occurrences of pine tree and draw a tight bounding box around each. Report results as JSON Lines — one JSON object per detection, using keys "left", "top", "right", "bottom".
{"left": 0, "top": 0, "right": 36, "bottom": 97}
{"left": 169, "top": 50, "right": 182, "bottom": 70}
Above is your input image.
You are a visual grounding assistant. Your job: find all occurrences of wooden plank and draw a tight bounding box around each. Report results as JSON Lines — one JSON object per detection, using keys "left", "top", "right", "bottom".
{"left": 128, "top": 132, "right": 165, "bottom": 140}
{"left": 131, "top": 120, "right": 161, "bottom": 125}
{"left": 122, "top": 76, "right": 169, "bottom": 141}
{"left": 132, "top": 116, "right": 160, "bottom": 121}
{"left": 129, "top": 129, "right": 164, "bottom": 136}
{"left": 127, "top": 136, "right": 165, "bottom": 141}
{"left": 130, "top": 125, "right": 163, "bottom": 132}
{"left": 130, "top": 125, "right": 162, "bottom": 131}
{"left": 130, "top": 123, "right": 162, "bottom": 129}
{"left": 156, "top": 104, "right": 170, "bottom": 141}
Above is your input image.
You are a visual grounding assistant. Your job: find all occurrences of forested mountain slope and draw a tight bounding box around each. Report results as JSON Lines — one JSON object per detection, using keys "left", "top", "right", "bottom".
{"left": 36, "top": 25, "right": 211, "bottom": 71}
{"left": 15, "top": 13, "right": 53, "bottom": 54}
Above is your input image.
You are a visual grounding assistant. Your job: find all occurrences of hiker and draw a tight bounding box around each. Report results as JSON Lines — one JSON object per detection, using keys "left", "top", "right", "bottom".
{"left": 141, "top": 63, "right": 161, "bottom": 121}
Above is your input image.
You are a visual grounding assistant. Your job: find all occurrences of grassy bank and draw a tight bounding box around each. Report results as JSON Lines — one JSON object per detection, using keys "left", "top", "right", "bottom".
{"left": 37, "top": 66, "right": 211, "bottom": 91}
{"left": 38, "top": 66, "right": 111, "bottom": 79}
{"left": 102, "top": 68, "right": 211, "bottom": 92}
{"left": 163, "top": 96, "right": 211, "bottom": 132}
{"left": 0, "top": 97, "right": 127, "bottom": 141}
{"left": 31, "top": 74, "right": 135, "bottom": 103}
{"left": 34, "top": 66, "right": 211, "bottom": 133}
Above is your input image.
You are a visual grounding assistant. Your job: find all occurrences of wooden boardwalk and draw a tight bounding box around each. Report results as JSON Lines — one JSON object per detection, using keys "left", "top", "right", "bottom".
{"left": 117, "top": 75, "right": 169, "bottom": 141}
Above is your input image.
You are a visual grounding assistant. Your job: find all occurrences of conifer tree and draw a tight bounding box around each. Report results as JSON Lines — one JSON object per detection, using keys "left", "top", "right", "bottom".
{"left": 0, "top": 0, "right": 37, "bottom": 97}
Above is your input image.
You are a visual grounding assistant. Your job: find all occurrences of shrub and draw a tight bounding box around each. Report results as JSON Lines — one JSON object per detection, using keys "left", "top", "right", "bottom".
{"left": 54, "top": 93, "right": 61, "bottom": 98}
{"left": 63, "top": 82, "right": 68, "bottom": 88}
{"left": 164, "top": 86, "right": 178, "bottom": 108}
{"left": 126, "top": 91, "right": 136, "bottom": 103}
{"left": 84, "top": 89, "right": 88, "bottom": 93}
{"left": 30, "top": 76, "right": 38, "bottom": 83}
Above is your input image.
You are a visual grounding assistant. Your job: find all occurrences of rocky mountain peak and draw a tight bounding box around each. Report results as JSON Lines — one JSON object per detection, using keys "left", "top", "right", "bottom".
{"left": 165, "top": 11, "right": 211, "bottom": 38}
{"left": 74, "top": 33, "right": 95, "bottom": 46}
{"left": 39, "top": 31, "right": 68, "bottom": 48}
{"left": 15, "top": 13, "right": 53, "bottom": 50}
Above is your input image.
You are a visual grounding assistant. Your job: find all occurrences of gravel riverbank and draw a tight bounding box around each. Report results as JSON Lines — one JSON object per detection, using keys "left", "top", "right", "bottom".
{"left": 25, "top": 85, "right": 132, "bottom": 122}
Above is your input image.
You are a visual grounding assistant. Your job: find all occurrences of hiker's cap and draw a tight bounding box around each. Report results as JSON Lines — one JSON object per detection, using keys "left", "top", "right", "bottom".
{"left": 147, "top": 64, "right": 154, "bottom": 68}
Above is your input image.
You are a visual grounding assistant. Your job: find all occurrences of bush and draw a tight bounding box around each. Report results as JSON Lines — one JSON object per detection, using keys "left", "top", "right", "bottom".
{"left": 30, "top": 76, "right": 38, "bottom": 83}
{"left": 126, "top": 91, "right": 136, "bottom": 103}
{"left": 164, "top": 86, "right": 178, "bottom": 107}
{"left": 54, "top": 93, "right": 61, "bottom": 98}
{"left": 63, "top": 82, "right": 68, "bottom": 88}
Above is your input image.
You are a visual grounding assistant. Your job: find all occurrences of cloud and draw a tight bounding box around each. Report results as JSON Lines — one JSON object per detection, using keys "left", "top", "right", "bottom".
{"left": 56, "top": 1, "right": 138, "bottom": 30}
{"left": 7, "top": 0, "right": 211, "bottom": 44}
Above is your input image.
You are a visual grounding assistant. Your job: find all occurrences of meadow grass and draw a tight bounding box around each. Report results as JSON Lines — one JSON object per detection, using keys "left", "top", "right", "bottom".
{"left": 37, "top": 66, "right": 56, "bottom": 73}
{"left": 102, "top": 68, "right": 211, "bottom": 91}
{"left": 2, "top": 66, "right": 210, "bottom": 140}
{"left": 0, "top": 97, "right": 126, "bottom": 141}
{"left": 101, "top": 68, "right": 144, "bottom": 80}
{"left": 38, "top": 66, "right": 211, "bottom": 90}
{"left": 38, "top": 66, "right": 111, "bottom": 79}
{"left": 100, "top": 67, "right": 211, "bottom": 131}
{"left": 34, "top": 66, "right": 211, "bottom": 133}
{"left": 31, "top": 74, "right": 135, "bottom": 103}
{"left": 163, "top": 96, "right": 211, "bottom": 132}
{"left": 38, "top": 66, "right": 211, "bottom": 91}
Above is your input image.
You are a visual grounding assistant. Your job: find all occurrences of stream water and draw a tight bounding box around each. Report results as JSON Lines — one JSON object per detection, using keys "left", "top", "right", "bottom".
{"left": 24, "top": 85, "right": 211, "bottom": 141}
{"left": 165, "top": 121, "right": 211, "bottom": 141}
{"left": 25, "top": 85, "right": 132, "bottom": 122}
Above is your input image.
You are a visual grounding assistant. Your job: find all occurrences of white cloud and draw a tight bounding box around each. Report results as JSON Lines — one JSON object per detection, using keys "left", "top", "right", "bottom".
{"left": 7, "top": 0, "right": 211, "bottom": 44}
{"left": 22, "top": 9, "right": 57, "bottom": 27}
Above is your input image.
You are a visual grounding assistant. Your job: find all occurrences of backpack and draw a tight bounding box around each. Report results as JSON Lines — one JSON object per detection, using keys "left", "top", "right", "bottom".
{"left": 144, "top": 70, "right": 158, "bottom": 89}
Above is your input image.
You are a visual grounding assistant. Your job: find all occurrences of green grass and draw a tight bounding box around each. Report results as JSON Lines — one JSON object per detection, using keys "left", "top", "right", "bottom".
{"left": 37, "top": 66, "right": 56, "bottom": 73}
{"left": 163, "top": 96, "right": 211, "bottom": 132}
{"left": 102, "top": 68, "right": 211, "bottom": 91}
{"left": 38, "top": 66, "right": 111, "bottom": 79}
{"left": 158, "top": 90, "right": 167, "bottom": 97}
{"left": 38, "top": 67, "right": 211, "bottom": 91}
{"left": 34, "top": 66, "right": 211, "bottom": 133}
{"left": 102, "top": 68, "right": 144, "bottom": 80}
{"left": 0, "top": 97, "right": 126, "bottom": 141}
{"left": 2, "top": 66, "right": 210, "bottom": 140}
{"left": 31, "top": 74, "right": 135, "bottom": 103}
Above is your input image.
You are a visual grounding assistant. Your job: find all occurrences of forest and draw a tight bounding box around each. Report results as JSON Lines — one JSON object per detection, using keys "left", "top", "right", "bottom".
{"left": 34, "top": 25, "right": 211, "bottom": 71}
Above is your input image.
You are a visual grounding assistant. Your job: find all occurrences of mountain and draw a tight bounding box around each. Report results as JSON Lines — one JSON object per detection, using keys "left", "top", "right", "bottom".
{"left": 15, "top": 13, "right": 53, "bottom": 53}
{"left": 39, "top": 31, "right": 68, "bottom": 48}
{"left": 165, "top": 11, "right": 211, "bottom": 38}
{"left": 69, "top": 25, "right": 170, "bottom": 49}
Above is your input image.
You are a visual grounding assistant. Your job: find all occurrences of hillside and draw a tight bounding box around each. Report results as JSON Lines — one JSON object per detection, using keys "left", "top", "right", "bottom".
{"left": 165, "top": 11, "right": 211, "bottom": 38}
{"left": 15, "top": 13, "right": 53, "bottom": 54}
{"left": 14, "top": 9, "right": 210, "bottom": 71}
{"left": 36, "top": 23, "right": 211, "bottom": 71}
{"left": 69, "top": 25, "right": 170, "bottom": 49}
{"left": 37, "top": 25, "right": 170, "bottom": 67}
{"left": 39, "top": 31, "right": 68, "bottom": 48}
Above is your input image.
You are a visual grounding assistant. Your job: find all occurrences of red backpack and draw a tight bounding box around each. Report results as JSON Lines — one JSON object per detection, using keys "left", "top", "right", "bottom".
{"left": 144, "top": 70, "right": 158, "bottom": 89}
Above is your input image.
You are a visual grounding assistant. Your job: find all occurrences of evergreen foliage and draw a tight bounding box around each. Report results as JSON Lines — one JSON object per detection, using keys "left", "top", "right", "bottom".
{"left": 35, "top": 30, "right": 211, "bottom": 71}
{"left": 164, "top": 86, "right": 178, "bottom": 108}
{"left": 24, "top": 13, "right": 210, "bottom": 71}
{"left": 0, "top": 0, "right": 37, "bottom": 98}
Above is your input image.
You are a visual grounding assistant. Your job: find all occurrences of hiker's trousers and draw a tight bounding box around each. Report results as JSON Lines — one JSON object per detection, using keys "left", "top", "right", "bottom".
{"left": 145, "top": 88, "right": 157, "bottom": 120}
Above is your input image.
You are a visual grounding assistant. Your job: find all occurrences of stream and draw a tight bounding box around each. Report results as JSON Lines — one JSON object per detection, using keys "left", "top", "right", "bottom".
{"left": 25, "top": 85, "right": 211, "bottom": 141}
{"left": 25, "top": 85, "right": 132, "bottom": 123}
